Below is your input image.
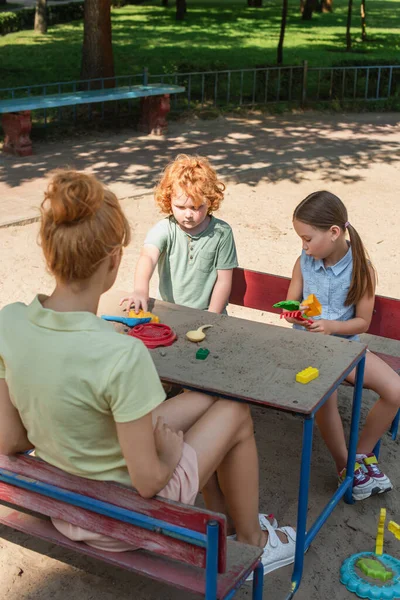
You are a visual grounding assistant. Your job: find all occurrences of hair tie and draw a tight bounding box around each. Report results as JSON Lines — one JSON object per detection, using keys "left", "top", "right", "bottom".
{"left": 345, "top": 221, "right": 350, "bottom": 229}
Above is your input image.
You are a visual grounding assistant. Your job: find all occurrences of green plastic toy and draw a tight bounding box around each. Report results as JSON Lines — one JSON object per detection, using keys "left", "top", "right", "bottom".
{"left": 196, "top": 348, "right": 210, "bottom": 360}
{"left": 273, "top": 300, "right": 301, "bottom": 311}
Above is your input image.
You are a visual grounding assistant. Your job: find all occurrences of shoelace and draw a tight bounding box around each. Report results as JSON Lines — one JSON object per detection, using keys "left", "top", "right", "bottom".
{"left": 367, "top": 462, "right": 382, "bottom": 476}
{"left": 354, "top": 467, "right": 368, "bottom": 483}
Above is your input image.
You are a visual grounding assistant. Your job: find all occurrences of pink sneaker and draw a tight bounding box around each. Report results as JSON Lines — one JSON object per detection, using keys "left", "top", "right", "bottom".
{"left": 360, "top": 454, "right": 393, "bottom": 494}
{"left": 338, "top": 462, "right": 380, "bottom": 501}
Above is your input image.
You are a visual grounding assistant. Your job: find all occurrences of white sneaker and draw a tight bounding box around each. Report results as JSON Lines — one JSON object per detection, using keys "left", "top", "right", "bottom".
{"left": 246, "top": 520, "right": 296, "bottom": 581}
{"left": 227, "top": 513, "right": 278, "bottom": 540}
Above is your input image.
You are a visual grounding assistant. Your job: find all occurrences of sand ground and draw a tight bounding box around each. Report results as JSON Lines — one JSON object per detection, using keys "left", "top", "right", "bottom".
{"left": 0, "top": 111, "right": 399, "bottom": 600}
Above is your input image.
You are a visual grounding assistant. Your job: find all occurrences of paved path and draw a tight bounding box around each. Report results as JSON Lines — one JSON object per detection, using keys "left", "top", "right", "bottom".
{"left": 1, "top": 112, "right": 399, "bottom": 227}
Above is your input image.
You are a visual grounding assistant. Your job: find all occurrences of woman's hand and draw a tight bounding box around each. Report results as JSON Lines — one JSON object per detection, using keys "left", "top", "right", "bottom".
{"left": 154, "top": 417, "right": 184, "bottom": 471}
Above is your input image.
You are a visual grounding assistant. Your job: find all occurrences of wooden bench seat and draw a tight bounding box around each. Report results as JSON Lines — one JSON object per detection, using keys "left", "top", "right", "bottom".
{"left": 0, "top": 454, "right": 264, "bottom": 600}
{"left": 0, "top": 83, "right": 185, "bottom": 156}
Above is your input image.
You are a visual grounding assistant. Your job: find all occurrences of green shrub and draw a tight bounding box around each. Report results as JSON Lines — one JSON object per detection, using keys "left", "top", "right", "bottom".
{"left": 0, "top": 11, "right": 19, "bottom": 35}
{"left": 0, "top": 2, "right": 84, "bottom": 36}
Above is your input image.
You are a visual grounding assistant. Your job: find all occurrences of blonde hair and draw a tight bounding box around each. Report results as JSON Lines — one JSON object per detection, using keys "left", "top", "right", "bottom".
{"left": 40, "top": 170, "right": 131, "bottom": 282}
{"left": 155, "top": 154, "right": 225, "bottom": 214}
{"left": 294, "top": 191, "right": 375, "bottom": 306}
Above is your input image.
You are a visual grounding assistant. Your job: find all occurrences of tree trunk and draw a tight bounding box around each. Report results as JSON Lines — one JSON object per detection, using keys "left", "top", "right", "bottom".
{"left": 321, "top": 0, "right": 333, "bottom": 12}
{"left": 176, "top": 0, "right": 186, "bottom": 20}
{"left": 81, "top": 0, "right": 115, "bottom": 87}
{"left": 300, "top": 0, "right": 315, "bottom": 19}
{"left": 34, "top": 0, "right": 47, "bottom": 34}
{"left": 360, "top": 0, "right": 366, "bottom": 40}
{"left": 277, "top": 0, "right": 288, "bottom": 64}
{"left": 0, "top": 0, "right": 7, "bottom": 5}
{"left": 346, "top": 0, "right": 352, "bottom": 50}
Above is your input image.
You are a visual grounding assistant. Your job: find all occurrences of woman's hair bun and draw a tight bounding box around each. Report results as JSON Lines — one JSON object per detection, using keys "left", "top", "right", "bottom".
{"left": 43, "top": 170, "right": 104, "bottom": 225}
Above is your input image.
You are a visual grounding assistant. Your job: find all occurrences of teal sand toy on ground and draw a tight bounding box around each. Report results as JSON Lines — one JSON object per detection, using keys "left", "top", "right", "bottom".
{"left": 101, "top": 315, "right": 151, "bottom": 327}
{"left": 340, "top": 552, "right": 400, "bottom": 599}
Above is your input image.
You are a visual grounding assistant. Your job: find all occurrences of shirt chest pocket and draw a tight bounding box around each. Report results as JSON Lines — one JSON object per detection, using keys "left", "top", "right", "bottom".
{"left": 198, "top": 250, "right": 216, "bottom": 273}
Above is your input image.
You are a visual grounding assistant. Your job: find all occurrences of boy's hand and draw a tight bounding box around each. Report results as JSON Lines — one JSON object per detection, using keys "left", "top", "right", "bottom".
{"left": 154, "top": 417, "right": 183, "bottom": 471}
{"left": 120, "top": 291, "right": 149, "bottom": 313}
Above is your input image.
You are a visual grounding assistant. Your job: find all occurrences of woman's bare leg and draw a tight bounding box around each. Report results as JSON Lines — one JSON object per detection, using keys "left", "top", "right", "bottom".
{"left": 184, "top": 399, "right": 291, "bottom": 547}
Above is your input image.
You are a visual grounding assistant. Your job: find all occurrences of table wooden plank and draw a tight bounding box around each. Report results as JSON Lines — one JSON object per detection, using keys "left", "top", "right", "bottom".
{"left": 0, "top": 84, "right": 185, "bottom": 114}
{"left": 99, "top": 293, "right": 366, "bottom": 415}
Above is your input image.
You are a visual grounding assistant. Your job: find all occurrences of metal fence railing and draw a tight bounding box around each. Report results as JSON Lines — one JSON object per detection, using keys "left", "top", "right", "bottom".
{"left": 1, "top": 63, "right": 399, "bottom": 129}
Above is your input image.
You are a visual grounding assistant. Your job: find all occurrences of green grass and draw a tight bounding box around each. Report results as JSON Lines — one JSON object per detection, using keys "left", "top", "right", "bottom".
{"left": 0, "top": 0, "right": 399, "bottom": 89}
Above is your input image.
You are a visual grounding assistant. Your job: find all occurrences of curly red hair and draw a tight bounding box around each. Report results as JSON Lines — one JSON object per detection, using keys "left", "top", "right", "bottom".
{"left": 155, "top": 154, "right": 225, "bottom": 215}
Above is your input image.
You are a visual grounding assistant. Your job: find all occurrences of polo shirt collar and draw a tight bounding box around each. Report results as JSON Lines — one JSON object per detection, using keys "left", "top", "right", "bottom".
{"left": 27, "top": 295, "right": 113, "bottom": 332}
{"left": 313, "top": 244, "right": 352, "bottom": 276}
{"left": 173, "top": 215, "right": 215, "bottom": 240}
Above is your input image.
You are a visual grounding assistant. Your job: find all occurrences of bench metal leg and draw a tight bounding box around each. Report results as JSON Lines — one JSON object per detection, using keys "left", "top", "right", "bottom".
{"left": 205, "top": 520, "right": 219, "bottom": 600}
{"left": 138, "top": 94, "right": 170, "bottom": 135}
{"left": 2, "top": 111, "right": 33, "bottom": 157}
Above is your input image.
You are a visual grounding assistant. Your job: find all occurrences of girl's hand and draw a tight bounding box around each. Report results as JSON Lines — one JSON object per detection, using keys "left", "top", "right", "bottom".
{"left": 120, "top": 290, "right": 149, "bottom": 313}
{"left": 307, "top": 319, "right": 334, "bottom": 335}
{"left": 282, "top": 311, "right": 309, "bottom": 327}
{"left": 154, "top": 417, "right": 184, "bottom": 470}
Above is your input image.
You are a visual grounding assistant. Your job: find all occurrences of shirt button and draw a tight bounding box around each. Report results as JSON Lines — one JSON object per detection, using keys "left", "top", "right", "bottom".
{"left": 190, "top": 255, "right": 193, "bottom": 259}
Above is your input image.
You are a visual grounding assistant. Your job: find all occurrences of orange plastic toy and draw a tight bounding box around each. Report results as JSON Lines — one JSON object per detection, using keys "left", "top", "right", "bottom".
{"left": 301, "top": 294, "right": 322, "bottom": 318}
{"left": 128, "top": 309, "right": 160, "bottom": 323}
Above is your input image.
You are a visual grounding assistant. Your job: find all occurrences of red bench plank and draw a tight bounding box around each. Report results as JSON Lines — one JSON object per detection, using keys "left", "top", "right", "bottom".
{"left": 0, "top": 455, "right": 226, "bottom": 573}
{"left": 230, "top": 267, "right": 400, "bottom": 341}
{"left": 0, "top": 507, "right": 261, "bottom": 599}
{"left": 0, "top": 481, "right": 205, "bottom": 569}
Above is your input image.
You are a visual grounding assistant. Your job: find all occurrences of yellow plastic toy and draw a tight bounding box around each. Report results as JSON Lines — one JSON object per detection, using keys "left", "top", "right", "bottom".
{"left": 296, "top": 366, "right": 319, "bottom": 384}
{"left": 301, "top": 294, "right": 322, "bottom": 318}
{"left": 375, "top": 508, "right": 386, "bottom": 555}
{"left": 186, "top": 325, "right": 213, "bottom": 343}
{"left": 128, "top": 309, "right": 160, "bottom": 323}
{"left": 388, "top": 520, "right": 400, "bottom": 541}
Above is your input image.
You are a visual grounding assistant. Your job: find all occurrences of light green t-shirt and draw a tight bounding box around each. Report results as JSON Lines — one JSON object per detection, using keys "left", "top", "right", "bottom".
{"left": 0, "top": 295, "right": 165, "bottom": 486}
{"left": 145, "top": 216, "right": 238, "bottom": 310}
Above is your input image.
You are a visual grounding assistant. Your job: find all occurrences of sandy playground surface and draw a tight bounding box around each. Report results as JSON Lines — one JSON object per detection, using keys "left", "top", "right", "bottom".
{"left": 0, "top": 111, "right": 399, "bottom": 600}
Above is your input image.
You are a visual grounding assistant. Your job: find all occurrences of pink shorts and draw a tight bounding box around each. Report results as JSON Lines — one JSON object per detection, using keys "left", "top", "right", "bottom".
{"left": 52, "top": 442, "right": 199, "bottom": 552}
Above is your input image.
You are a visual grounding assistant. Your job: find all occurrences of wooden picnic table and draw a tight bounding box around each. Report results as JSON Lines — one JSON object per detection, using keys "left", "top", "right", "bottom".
{"left": 100, "top": 294, "right": 367, "bottom": 598}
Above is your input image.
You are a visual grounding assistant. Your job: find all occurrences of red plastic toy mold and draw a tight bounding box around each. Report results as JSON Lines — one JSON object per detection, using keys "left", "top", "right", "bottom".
{"left": 128, "top": 323, "right": 177, "bottom": 349}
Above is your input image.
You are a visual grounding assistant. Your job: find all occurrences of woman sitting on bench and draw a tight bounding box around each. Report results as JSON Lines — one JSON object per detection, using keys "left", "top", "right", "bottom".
{"left": 0, "top": 170, "right": 296, "bottom": 579}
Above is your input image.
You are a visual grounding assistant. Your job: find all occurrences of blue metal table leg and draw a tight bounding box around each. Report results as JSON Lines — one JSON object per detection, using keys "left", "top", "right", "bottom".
{"left": 252, "top": 561, "right": 264, "bottom": 600}
{"left": 344, "top": 355, "right": 366, "bottom": 505}
{"left": 390, "top": 409, "right": 400, "bottom": 441}
{"left": 289, "top": 416, "right": 314, "bottom": 597}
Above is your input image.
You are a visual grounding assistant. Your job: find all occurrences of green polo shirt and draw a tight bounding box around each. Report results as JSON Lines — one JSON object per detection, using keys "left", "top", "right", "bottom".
{"left": 0, "top": 295, "right": 165, "bottom": 485}
{"left": 145, "top": 216, "right": 238, "bottom": 310}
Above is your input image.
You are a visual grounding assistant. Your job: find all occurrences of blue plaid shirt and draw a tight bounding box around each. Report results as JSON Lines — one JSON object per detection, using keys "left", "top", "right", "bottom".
{"left": 294, "top": 245, "right": 360, "bottom": 342}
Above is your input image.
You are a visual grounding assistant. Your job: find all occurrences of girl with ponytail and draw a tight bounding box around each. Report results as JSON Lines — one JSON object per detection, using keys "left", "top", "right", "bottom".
{"left": 285, "top": 191, "right": 400, "bottom": 501}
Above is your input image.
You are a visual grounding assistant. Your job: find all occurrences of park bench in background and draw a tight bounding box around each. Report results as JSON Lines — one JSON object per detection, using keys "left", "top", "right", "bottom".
{"left": 0, "top": 83, "right": 185, "bottom": 157}
{"left": 0, "top": 454, "right": 264, "bottom": 600}
{"left": 229, "top": 267, "right": 400, "bottom": 446}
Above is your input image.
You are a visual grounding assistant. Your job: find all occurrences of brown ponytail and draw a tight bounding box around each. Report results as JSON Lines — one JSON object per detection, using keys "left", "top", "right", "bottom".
{"left": 293, "top": 191, "right": 375, "bottom": 306}
{"left": 40, "top": 170, "right": 131, "bottom": 282}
